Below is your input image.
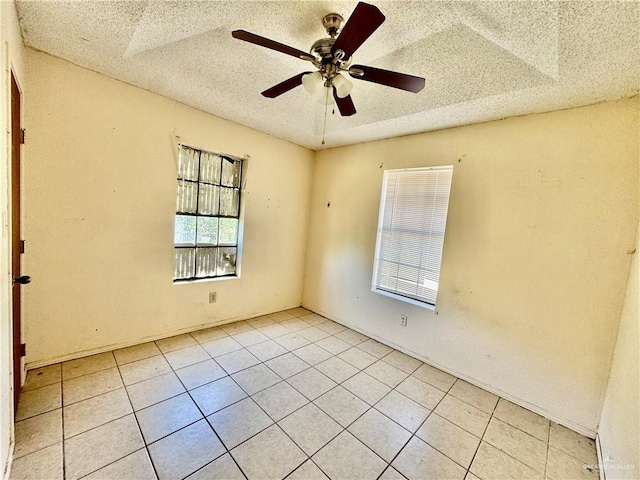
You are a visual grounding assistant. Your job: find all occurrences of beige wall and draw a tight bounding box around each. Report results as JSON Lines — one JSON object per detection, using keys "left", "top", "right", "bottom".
{"left": 598, "top": 228, "right": 639, "bottom": 479}
{"left": 23, "top": 50, "right": 314, "bottom": 365}
{"left": 0, "top": 0, "right": 26, "bottom": 474}
{"left": 303, "top": 98, "right": 639, "bottom": 435}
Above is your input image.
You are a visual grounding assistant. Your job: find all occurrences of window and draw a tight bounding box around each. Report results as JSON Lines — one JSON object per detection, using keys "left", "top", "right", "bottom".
{"left": 174, "top": 144, "right": 243, "bottom": 282}
{"left": 372, "top": 166, "right": 453, "bottom": 309}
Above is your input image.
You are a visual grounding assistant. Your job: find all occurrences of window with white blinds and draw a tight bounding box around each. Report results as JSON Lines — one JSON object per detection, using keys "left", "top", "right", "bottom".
{"left": 372, "top": 166, "right": 453, "bottom": 308}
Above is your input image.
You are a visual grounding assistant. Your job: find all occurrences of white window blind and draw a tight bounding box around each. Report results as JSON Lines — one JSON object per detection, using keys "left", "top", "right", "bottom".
{"left": 372, "top": 166, "right": 453, "bottom": 308}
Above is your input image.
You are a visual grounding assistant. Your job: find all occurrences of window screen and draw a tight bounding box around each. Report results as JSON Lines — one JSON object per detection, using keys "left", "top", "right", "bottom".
{"left": 372, "top": 166, "right": 453, "bottom": 307}
{"left": 174, "top": 144, "right": 243, "bottom": 282}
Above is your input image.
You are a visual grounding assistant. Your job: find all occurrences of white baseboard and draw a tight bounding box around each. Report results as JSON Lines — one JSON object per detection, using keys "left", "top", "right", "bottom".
{"left": 308, "top": 306, "right": 598, "bottom": 439}
{"left": 25, "top": 305, "right": 301, "bottom": 370}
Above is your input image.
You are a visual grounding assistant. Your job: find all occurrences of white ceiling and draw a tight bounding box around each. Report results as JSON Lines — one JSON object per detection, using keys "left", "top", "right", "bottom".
{"left": 15, "top": 1, "right": 640, "bottom": 150}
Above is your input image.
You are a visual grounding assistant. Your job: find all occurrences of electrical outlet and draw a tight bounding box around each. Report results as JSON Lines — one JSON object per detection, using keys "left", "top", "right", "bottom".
{"left": 209, "top": 291, "right": 217, "bottom": 303}
{"left": 400, "top": 314, "right": 407, "bottom": 326}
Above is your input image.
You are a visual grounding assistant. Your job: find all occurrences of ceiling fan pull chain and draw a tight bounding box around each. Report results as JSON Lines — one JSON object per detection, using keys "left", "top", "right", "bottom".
{"left": 322, "top": 89, "right": 330, "bottom": 145}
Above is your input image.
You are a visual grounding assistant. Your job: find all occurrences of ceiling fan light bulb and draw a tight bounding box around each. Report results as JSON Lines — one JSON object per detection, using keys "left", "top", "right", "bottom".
{"left": 333, "top": 73, "right": 353, "bottom": 98}
{"left": 302, "top": 72, "right": 322, "bottom": 94}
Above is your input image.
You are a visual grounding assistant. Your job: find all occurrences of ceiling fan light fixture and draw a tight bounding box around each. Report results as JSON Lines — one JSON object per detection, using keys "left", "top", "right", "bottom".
{"left": 302, "top": 71, "right": 323, "bottom": 94}
{"left": 332, "top": 73, "right": 353, "bottom": 98}
{"left": 317, "top": 86, "right": 336, "bottom": 105}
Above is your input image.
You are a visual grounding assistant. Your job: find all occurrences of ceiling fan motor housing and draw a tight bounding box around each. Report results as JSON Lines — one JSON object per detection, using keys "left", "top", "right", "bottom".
{"left": 310, "top": 38, "right": 336, "bottom": 62}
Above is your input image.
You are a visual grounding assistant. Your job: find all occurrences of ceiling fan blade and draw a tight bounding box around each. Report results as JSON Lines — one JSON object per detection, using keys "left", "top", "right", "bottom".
{"left": 333, "top": 88, "right": 356, "bottom": 116}
{"left": 331, "top": 2, "right": 385, "bottom": 59}
{"left": 349, "top": 64, "right": 425, "bottom": 93}
{"left": 262, "top": 72, "right": 312, "bottom": 98}
{"left": 232, "top": 30, "right": 315, "bottom": 62}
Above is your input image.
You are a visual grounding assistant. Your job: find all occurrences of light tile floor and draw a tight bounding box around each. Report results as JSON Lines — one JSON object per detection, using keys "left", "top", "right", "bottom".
{"left": 11, "top": 308, "right": 599, "bottom": 480}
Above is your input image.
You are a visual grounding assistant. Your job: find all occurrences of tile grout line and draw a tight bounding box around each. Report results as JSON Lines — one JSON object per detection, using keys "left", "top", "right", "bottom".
{"left": 13, "top": 389, "right": 60, "bottom": 423}
{"left": 206, "top": 311, "right": 342, "bottom": 478}
{"left": 419, "top": 411, "right": 486, "bottom": 469}
{"left": 116, "top": 359, "right": 163, "bottom": 480}
{"left": 185, "top": 317, "right": 335, "bottom": 478}
{"left": 483, "top": 416, "right": 551, "bottom": 468}
{"left": 544, "top": 415, "right": 551, "bottom": 479}
{"left": 381, "top": 373, "right": 459, "bottom": 478}
{"left": 61, "top": 373, "right": 66, "bottom": 480}
{"left": 464, "top": 391, "right": 500, "bottom": 479}
{"left": 222, "top": 325, "right": 457, "bottom": 478}
{"left": 295, "top": 351, "right": 421, "bottom": 477}
{"left": 155, "top": 334, "right": 246, "bottom": 480}
{"left": 217, "top": 339, "right": 329, "bottom": 479}
{"left": 204, "top": 315, "right": 391, "bottom": 478}
{"left": 71, "top": 351, "right": 161, "bottom": 480}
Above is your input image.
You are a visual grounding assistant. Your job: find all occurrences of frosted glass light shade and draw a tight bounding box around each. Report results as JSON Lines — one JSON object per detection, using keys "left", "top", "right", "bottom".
{"left": 302, "top": 72, "right": 323, "bottom": 94}
{"left": 317, "top": 86, "right": 335, "bottom": 105}
{"left": 332, "top": 73, "right": 353, "bottom": 98}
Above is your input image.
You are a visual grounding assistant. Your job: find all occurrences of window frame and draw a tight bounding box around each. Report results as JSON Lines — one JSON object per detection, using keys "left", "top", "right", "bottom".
{"left": 173, "top": 143, "right": 245, "bottom": 284}
{"left": 371, "top": 165, "right": 454, "bottom": 310}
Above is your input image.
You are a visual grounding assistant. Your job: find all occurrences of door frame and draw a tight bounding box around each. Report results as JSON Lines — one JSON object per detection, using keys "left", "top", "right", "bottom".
{"left": 9, "top": 69, "right": 24, "bottom": 411}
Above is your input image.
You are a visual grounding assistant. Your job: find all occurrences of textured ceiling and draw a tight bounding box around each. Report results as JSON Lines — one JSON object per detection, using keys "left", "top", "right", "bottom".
{"left": 15, "top": 1, "right": 640, "bottom": 150}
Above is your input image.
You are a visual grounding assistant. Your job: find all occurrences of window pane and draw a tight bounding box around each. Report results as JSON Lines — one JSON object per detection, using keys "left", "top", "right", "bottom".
{"left": 217, "top": 247, "right": 237, "bottom": 276}
{"left": 200, "top": 152, "right": 221, "bottom": 184}
{"left": 176, "top": 180, "right": 198, "bottom": 213}
{"left": 174, "top": 248, "right": 195, "bottom": 280}
{"left": 178, "top": 147, "right": 199, "bottom": 181}
{"left": 197, "top": 217, "right": 218, "bottom": 245}
{"left": 195, "top": 247, "right": 217, "bottom": 277}
{"left": 219, "top": 187, "right": 239, "bottom": 217}
{"left": 198, "top": 184, "right": 219, "bottom": 215}
{"left": 174, "top": 215, "right": 196, "bottom": 245}
{"left": 174, "top": 144, "right": 243, "bottom": 282}
{"left": 377, "top": 260, "right": 399, "bottom": 292}
{"left": 221, "top": 158, "right": 241, "bottom": 187}
{"left": 218, "top": 218, "right": 238, "bottom": 245}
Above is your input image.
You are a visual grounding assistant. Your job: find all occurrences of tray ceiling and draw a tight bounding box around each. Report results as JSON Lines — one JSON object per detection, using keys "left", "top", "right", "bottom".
{"left": 15, "top": 1, "right": 640, "bottom": 150}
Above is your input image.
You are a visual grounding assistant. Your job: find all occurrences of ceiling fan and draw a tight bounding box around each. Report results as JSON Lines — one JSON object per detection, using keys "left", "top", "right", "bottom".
{"left": 231, "top": 2, "right": 425, "bottom": 117}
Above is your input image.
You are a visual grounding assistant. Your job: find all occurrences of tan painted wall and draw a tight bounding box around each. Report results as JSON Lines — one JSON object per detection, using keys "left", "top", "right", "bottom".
{"left": 598, "top": 229, "right": 639, "bottom": 479}
{"left": 303, "top": 98, "right": 639, "bottom": 435}
{"left": 0, "top": 0, "right": 26, "bottom": 474}
{"left": 23, "top": 49, "right": 314, "bottom": 365}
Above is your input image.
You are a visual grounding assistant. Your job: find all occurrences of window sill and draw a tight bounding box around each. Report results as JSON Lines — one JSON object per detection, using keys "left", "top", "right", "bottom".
{"left": 372, "top": 288, "right": 436, "bottom": 311}
{"left": 173, "top": 275, "right": 240, "bottom": 285}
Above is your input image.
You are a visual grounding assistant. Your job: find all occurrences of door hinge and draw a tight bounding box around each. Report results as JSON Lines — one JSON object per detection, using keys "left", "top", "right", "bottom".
{"left": 20, "top": 343, "right": 26, "bottom": 357}
{"left": 20, "top": 129, "right": 25, "bottom": 144}
{"left": 20, "top": 240, "right": 25, "bottom": 254}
